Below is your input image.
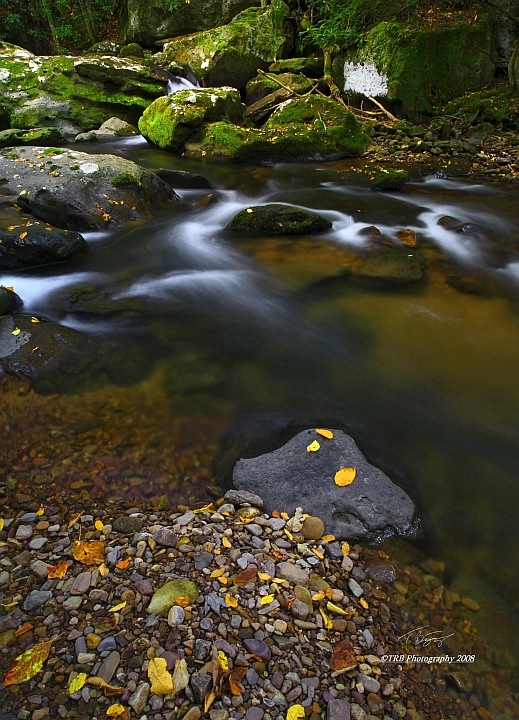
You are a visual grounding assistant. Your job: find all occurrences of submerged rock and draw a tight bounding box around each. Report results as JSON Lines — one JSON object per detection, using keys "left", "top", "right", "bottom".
{"left": 226, "top": 204, "right": 332, "bottom": 236}
{"left": 232, "top": 428, "right": 419, "bottom": 543}
{"left": 352, "top": 251, "right": 426, "bottom": 286}
{"left": 0, "top": 146, "right": 179, "bottom": 231}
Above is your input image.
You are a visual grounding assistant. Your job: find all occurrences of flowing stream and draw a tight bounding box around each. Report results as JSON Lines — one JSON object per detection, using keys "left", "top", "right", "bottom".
{"left": 3, "top": 135, "right": 519, "bottom": 656}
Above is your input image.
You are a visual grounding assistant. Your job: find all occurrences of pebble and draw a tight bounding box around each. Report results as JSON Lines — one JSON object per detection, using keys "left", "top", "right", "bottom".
{"left": 348, "top": 578, "right": 364, "bottom": 597}
{"left": 301, "top": 515, "right": 325, "bottom": 540}
{"left": 23, "top": 590, "right": 52, "bottom": 611}
{"left": 153, "top": 527, "right": 178, "bottom": 547}
{"left": 113, "top": 516, "right": 143, "bottom": 534}
{"left": 276, "top": 561, "right": 309, "bottom": 586}
{"left": 30, "top": 560, "right": 50, "bottom": 578}
{"left": 97, "top": 650, "right": 120, "bottom": 683}
{"left": 246, "top": 708, "right": 264, "bottom": 720}
{"left": 168, "top": 605, "right": 185, "bottom": 626}
{"left": 15, "top": 524, "right": 33, "bottom": 540}
{"left": 461, "top": 597, "right": 481, "bottom": 611}
{"left": 128, "top": 682, "right": 150, "bottom": 715}
{"left": 63, "top": 596, "right": 83, "bottom": 611}
{"left": 224, "top": 490, "right": 264, "bottom": 507}
{"left": 71, "top": 571, "right": 92, "bottom": 595}
{"left": 28, "top": 537, "right": 47, "bottom": 550}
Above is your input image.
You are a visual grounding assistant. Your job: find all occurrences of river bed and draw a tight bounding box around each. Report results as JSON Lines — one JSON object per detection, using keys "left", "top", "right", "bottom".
{"left": 2, "top": 136, "right": 519, "bottom": 668}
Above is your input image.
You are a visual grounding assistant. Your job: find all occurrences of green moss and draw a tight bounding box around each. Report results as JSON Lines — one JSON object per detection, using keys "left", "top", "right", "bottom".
{"left": 352, "top": 15, "right": 496, "bottom": 118}
{"left": 112, "top": 172, "right": 142, "bottom": 187}
{"left": 43, "top": 147, "right": 65, "bottom": 155}
{"left": 369, "top": 168, "right": 411, "bottom": 191}
{"left": 443, "top": 86, "right": 519, "bottom": 132}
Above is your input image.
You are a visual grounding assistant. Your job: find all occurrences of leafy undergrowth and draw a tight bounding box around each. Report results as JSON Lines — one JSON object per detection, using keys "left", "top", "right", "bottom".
{"left": 441, "top": 82, "right": 519, "bottom": 133}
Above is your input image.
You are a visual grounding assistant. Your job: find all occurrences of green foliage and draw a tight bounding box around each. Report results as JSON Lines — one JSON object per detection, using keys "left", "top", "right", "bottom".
{"left": 301, "top": 0, "right": 419, "bottom": 52}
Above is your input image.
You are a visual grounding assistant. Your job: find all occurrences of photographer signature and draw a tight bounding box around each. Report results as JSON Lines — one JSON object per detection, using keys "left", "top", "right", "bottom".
{"left": 397, "top": 625, "right": 455, "bottom": 648}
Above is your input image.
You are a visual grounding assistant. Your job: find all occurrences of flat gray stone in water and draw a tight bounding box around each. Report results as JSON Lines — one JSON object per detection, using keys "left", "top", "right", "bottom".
{"left": 232, "top": 429, "right": 417, "bottom": 542}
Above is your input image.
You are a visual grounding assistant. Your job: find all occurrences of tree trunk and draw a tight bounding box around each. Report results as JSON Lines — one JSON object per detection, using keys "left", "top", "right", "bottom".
{"left": 40, "top": 0, "right": 60, "bottom": 51}
{"left": 510, "top": 39, "right": 519, "bottom": 91}
{"left": 77, "top": 0, "right": 99, "bottom": 46}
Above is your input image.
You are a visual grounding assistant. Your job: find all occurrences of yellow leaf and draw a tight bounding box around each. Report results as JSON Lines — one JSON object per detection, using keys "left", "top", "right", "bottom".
{"left": 280, "top": 512, "right": 290, "bottom": 520}
{"left": 359, "top": 597, "right": 369, "bottom": 609}
{"left": 246, "top": 208, "right": 253, "bottom": 213}
{"left": 192, "top": 503, "right": 215, "bottom": 514}
{"left": 306, "top": 440, "right": 320, "bottom": 452}
{"left": 204, "top": 688, "right": 217, "bottom": 713}
{"left": 311, "top": 591, "right": 325, "bottom": 601}
{"left": 218, "top": 576, "right": 228, "bottom": 585}
{"left": 69, "top": 672, "right": 87, "bottom": 694}
{"left": 95, "top": 519, "right": 104, "bottom": 531}
{"left": 36, "top": 505, "right": 44, "bottom": 516}
{"left": 319, "top": 607, "right": 333, "bottom": 629}
{"left": 271, "top": 577, "right": 286, "bottom": 584}
{"left": 106, "top": 703, "right": 127, "bottom": 717}
{"left": 11, "top": 328, "right": 21, "bottom": 336}
{"left": 222, "top": 536, "right": 232, "bottom": 548}
{"left": 342, "top": 541, "right": 350, "bottom": 556}
{"left": 258, "top": 571, "right": 272, "bottom": 581}
{"left": 109, "top": 601, "right": 126, "bottom": 613}
{"left": 148, "top": 657, "right": 173, "bottom": 695}
{"left": 312, "top": 549, "right": 324, "bottom": 560}
{"left": 326, "top": 601, "right": 348, "bottom": 616}
{"left": 210, "top": 567, "right": 226, "bottom": 578}
{"left": 321, "top": 534, "right": 335, "bottom": 543}
{"left": 19, "top": 231, "right": 27, "bottom": 239}
{"left": 286, "top": 704, "right": 305, "bottom": 720}
{"left": 72, "top": 540, "right": 105, "bottom": 566}
{"left": 224, "top": 593, "right": 238, "bottom": 608}
{"left": 260, "top": 594, "right": 276, "bottom": 605}
{"left": 334, "top": 467, "right": 357, "bottom": 486}
{"left": 68, "top": 513, "right": 82, "bottom": 528}
{"left": 98, "top": 563, "right": 109, "bottom": 576}
{"left": 171, "top": 657, "right": 189, "bottom": 696}
{"left": 4, "top": 636, "right": 57, "bottom": 685}
{"left": 217, "top": 651, "right": 229, "bottom": 672}
{"left": 316, "top": 428, "right": 334, "bottom": 439}
{"left": 0, "top": 519, "right": 4, "bottom": 532}
{"left": 87, "top": 677, "right": 124, "bottom": 695}
{"left": 284, "top": 528, "right": 294, "bottom": 541}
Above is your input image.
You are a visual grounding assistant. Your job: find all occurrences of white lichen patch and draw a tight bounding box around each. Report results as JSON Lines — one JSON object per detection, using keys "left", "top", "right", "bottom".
{"left": 0, "top": 69, "right": 10, "bottom": 82}
{"left": 28, "top": 58, "right": 42, "bottom": 72}
{"left": 343, "top": 62, "right": 388, "bottom": 97}
{"left": 79, "top": 163, "right": 99, "bottom": 174}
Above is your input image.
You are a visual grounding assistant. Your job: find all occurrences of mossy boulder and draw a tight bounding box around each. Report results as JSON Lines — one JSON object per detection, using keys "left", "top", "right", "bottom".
{"left": 369, "top": 168, "right": 411, "bottom": 191}
{"left": 0, "top": 127, "right": 66, "bottom": 149}
{"left": 123, "top": 0, "right": 260, "bottom": 46}
{"left": 138, "top": 87, "right": 245, "bottom": 151}
{"left": 335, "top": 15, "right": 496, "bottom": 119}
{"left": 155, "top": 2, "right": 292, "bottom": 90}
{"left": 147, "top": 579, "right": 199, "bottom": 614}
{"left": 0, "top": 220, "right": 87, "bottom": 270}
{"left": 184, "top": 96, "right": 370, "bottom": 162}
{"left": 226, "top": 204, "right": 332, "bottom": 236}
{"left": 245, "top": 72, "right": 314, "bottom": 106}
{"left": 0, "top": 146, "right": 179, "bottom": 231}
{"left": 0, "top": 44, "right": 167, "bottom": 134}
{"left": 268, "top": 57, "right": 324, "bottom": 78}
{"left": 443, "top": 86, "right": 519, "bottom": 133}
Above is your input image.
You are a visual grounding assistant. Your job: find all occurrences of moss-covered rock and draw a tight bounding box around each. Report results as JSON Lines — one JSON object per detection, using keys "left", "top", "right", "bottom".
{"left": 0, "top": 146, "right": 179, "bottom": 231}
{"left": 226, "top": 204, "right": 332, "bottom": 236}
{"left": 268, "top": 57, "right": 324, "bottom": 78}
{"left": 443, "top": 86, "right": 519, "bottom": 133}
{"left": 155, "top": 1, "right": 292, "bottom": 90}
{"left": 0, "top": 46, "right": 167, "bottom": 134}
{"left": 138, "top": 87, "right": 244, "bottom": 150}
{"left": 353, "top": 251, "right": 426, "bottom": 287}
{"left": 369, "top": 167, "right": 411, "bottom": 191}
{"left": 245, "top": 72, "right": 314, "bottom": 106}
{"left": 123, "top": 0, "right": 260, "bottom": 46}
{"left": 335, "top": 15, "right": 496, "bottom": 119}
{"left": 0, "top": 127, "right": 66, "bottom": 149}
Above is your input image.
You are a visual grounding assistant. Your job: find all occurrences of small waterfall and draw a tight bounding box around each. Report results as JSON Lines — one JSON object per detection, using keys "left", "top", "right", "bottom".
{"left": 166, "top": 74, "right": 199, "bottom": 94}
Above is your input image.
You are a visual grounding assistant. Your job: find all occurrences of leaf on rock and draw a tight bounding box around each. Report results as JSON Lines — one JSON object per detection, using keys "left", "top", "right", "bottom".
{"left": 147, "top": 579, "right": 198, "bottom": 615}
{"left": 334, "top": 467, "right": 357, "bottom": 486}
{"left": 217, "top": 651, "right": 229, "bottom": 672}
{"left": 68, "top": 672, "right": 87, "bottom": 694}
{"left": 229, "top": 666, "right": 247, "bottom": 695}
{"left": 232, "top": 566, "right": 257, "bottom": 586}
{"left": 171, "top": 657, "right": 189, "bottom": 696}
{"left": 4, "top": 636, "right": 57, "bottom": 686}
{"left": 48, "top": 560, "right": 70, "bottom": 579}
{"left": 330, "top": 639, "right": 358, "bottom": 672}
{"left": 286, "top": 704, "right": 305, "bottom": 720}
{"left": 72, "top": 540, "right": 105, "bottom": 566}
{"left": 316, "top": 428, "right": 334, "bottom": 439}
{"left": 95, "top": 519, "right": 104, "bottom": 531}
{"left": 11, "top": 328, "right": 21, "bottom": 336}
{"left": 115, "top": 557, "right": 132, "bottom": 570}
{"left": 36, "top": 505, "right": 44, "bottom": 515}
{"left": 260, "top": 594, "right": 276, "bottom": 606}
{"left": 319, "top": 607, "right": 333, "bottom": 629}
{"left": 148, "top": 657, "right": 173, "bottom": 695}
{"left": 109, "top": 601, "right": 126, "bottom": 613}
{"left": 222, "top": 536, "right": 232, "bottom": 548}
{"left": 306, "top": 440, "right": 320, "bottom": 452}
{"left": 326, "top": 601, "right": 349, "bottom": 616}
{"left": 224, "top": 593, "right": 238, "bottom": 608}
{"left": 68, "top": 512, "right": 82, "bottom": 528}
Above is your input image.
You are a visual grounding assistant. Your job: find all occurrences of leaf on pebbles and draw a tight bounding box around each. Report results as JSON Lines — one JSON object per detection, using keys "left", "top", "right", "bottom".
{"left": 334, "top": 467, "right": 357, "bottom": 486}
{"left": 232, "top": 566, "right": 257, "bottom": 586}
{"left": 147, "top": 579, "right": 198, "bottom": 615}
{"left": 106, "top": 704, "right": 129, "bottom": 718}
{"left": 4, "top": 636, "right": 57, "bottom": 686}
{"left": 68, "top": 672, "right": 87, "bottom": 694}
{"left": 330, "top": 639, "right": 358, "bottom": 672}
{"left": 47, "top": 559, "right": 70, "bottom": 579}
{"left": 306, "top": 440, "right": 320, "bottom": 452}
{"left": 71, "top": 540, "right": 105, "bottom": 566}
{"left": 171, "top": 657, "right": 189, "bottom": 696}
{"left": 260, "top": 594, "right": 276, "bottom": 605}
{"left": 148, "top": 657, "right": 173, "bottom": 695}
{"left": 224, "top": 593, "right": 238, "bottom": 608}
{"left": 286, "top": 705, "right": 305, "bottom": 720}
{"left": 229, "top": 666, "right": 247, "bottom": 695}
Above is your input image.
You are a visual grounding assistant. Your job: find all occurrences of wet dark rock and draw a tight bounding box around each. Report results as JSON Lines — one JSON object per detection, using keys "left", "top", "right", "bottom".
{"left": 0, "top": 286, "right": 23, "bottom": 315}
{"left": 190, "top": 672, "right": 213, "bottom": 704}
{"left": 226, "top": 203, "right": 332, "bottom": 236}
{"left": 0, "top": 146, "right": 179, "bottom": 231}
{"left": 155, "top": 168, "right": 213, "bottom": 189}
{"left": 352, "top": 251, "right": 426, "bottom": 287}
{"left": 23, "top": 590, "right": 52, "bottom": 611}
{"left": 327, "top": 699, "right": 351, "bottom": 720}
{"left": 224, "top": 489, "right": 264, "bottom": 508}
{"left": 369, "top": 168, "right": 411, "bottom": 191}
{"left": 232, "top": 429, "right": 419, "bottom": 543}
{"left": 243, "top": 638, "right": 272, "bottom": 662}
{"left": 113, "top": 516, "right": 144, "bottom": 534}
{"left": 0, "top": 221, "right": 87, "bottom": 270}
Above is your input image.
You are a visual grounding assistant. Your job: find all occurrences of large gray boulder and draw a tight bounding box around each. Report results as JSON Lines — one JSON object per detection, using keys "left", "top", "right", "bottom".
{"left": 123, "top": 0, "right": 261, "bottom": 46}
{"left": 0, "top": 146, "right": 179, "bottom": 231}
{"left": 232, "top": 428, "right": 419, "bottom": 543}
{"left": 0, "top": 42, "right": 166, "bottom": 134}
{"left": 155, "top": 2, "right": 292, "bottom": 90}
{"left": 0, "top": 220, "right": 87, "bottom": 270}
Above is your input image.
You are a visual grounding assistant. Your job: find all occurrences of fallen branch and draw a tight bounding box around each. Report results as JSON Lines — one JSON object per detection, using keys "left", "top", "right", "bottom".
{"left": 368, "top": 96, "right": 399, "bottom": 122}
{"left": 257, "top": 68, "right": 304, "bottom": 97}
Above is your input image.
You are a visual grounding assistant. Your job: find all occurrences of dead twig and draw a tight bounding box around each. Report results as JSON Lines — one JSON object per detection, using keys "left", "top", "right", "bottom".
{"left": 367, "top": 96, "right": 399, "bottom": 122}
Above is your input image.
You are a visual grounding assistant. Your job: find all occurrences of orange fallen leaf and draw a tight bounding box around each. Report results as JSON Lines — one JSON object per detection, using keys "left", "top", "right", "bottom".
{"left": 334, "top": 467, "right": 357, "bottom": 486}
{"left": 115, "top": 557, "right": 132, "bottom": 570}
{"left": 232, "top": 566, "right": 257, "bottom": 586}
{"left": 316, "top": 428, "right": 334, "bottom": 439}
{"left": 224, "top": 593, "right": 238, "bottom": 608}
{"left": 48, "top": 559, "right": 70, "bottom": 579}
{"left": 88, "top": 676, "right": 124, "bottom": 695}
{"left": 229, "top": 666, "right": 247, "bottom": 695}
{"left": 4, "top": 636, "right": 57, "bottom": 686}
{"left": 15, "top": 623, "right": 33, "bottom": 637}
{"left": 330, "top": 639, "right": 358, "bottom": 671}
{"left": 68, "top": 512, "right": 82, "bottom": 528}
{"left": 71, "top": 540, "right": 105, "bottom": 566}
{"left": 222, "top": 536, "right": 232, "bottom": 548}
{"left": 174, "top": 595, "right": 192, "bottom": 607}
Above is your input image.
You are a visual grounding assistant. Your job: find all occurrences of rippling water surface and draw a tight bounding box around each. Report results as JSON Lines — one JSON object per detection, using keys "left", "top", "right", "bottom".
{"left": 4, "top": 138, "right": 519, "bottom": 639}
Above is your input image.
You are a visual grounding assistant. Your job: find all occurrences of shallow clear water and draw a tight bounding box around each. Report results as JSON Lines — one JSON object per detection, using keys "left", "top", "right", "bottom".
{"left": 4, "top": 139, "right": 519, "bottom": 625}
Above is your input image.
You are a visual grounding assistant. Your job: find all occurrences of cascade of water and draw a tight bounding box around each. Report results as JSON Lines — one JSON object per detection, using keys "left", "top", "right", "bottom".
{"left": 166, "top": 74, "right": 199, "bottom": 94}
